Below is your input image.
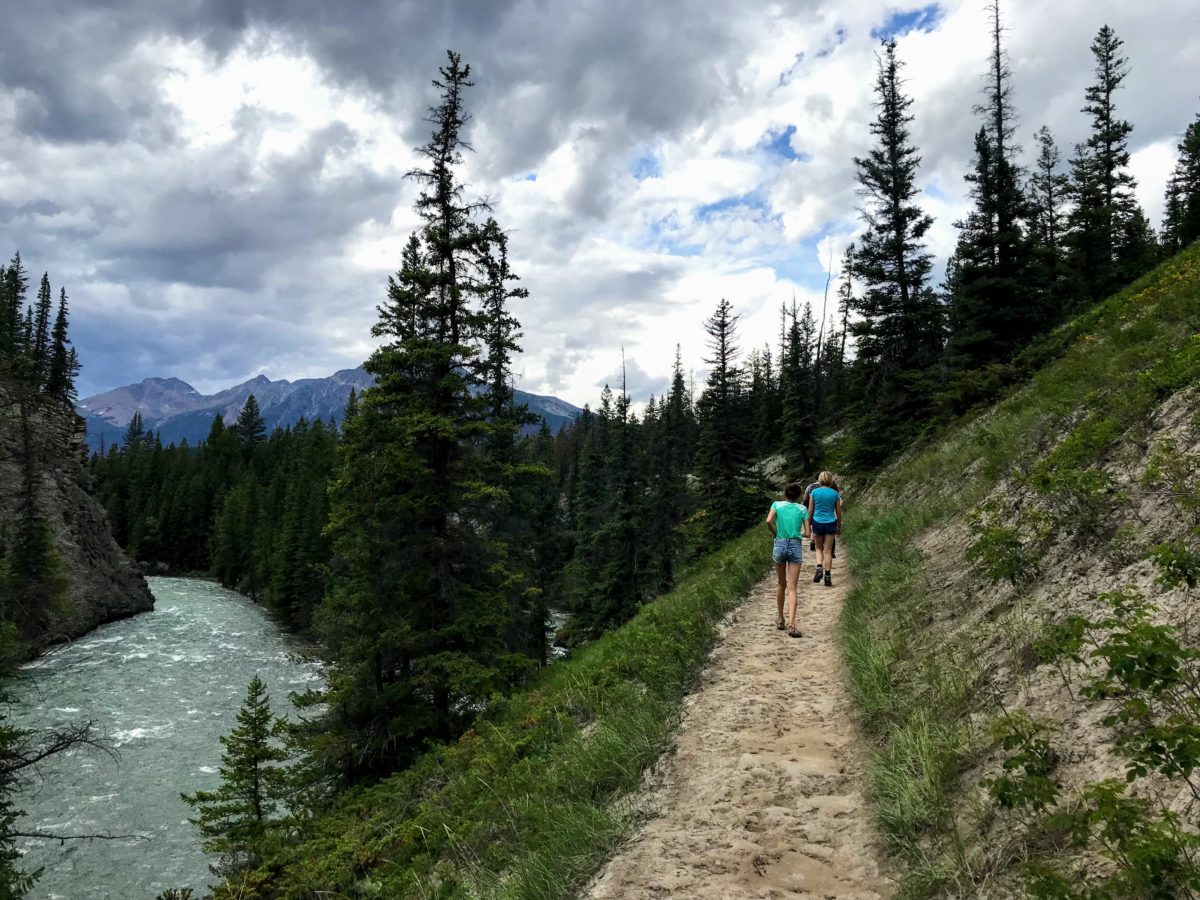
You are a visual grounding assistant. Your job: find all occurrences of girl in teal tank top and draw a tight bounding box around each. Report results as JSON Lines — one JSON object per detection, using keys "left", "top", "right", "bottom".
{"left": 765, "top": 483, "right": 809, "bottom": 638}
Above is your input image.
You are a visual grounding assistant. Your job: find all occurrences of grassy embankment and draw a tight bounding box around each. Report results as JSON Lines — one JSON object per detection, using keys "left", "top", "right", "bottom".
{"left": 842, "top": 243, "right": 1200, "bottom": 896}
{"left": 248, "top": 526, "right": 769, "bottom": 898}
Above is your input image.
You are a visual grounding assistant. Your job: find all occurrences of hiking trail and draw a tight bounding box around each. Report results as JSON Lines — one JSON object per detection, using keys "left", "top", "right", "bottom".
{"left": 586, "top": 550, "right": 892, "bottom": 899}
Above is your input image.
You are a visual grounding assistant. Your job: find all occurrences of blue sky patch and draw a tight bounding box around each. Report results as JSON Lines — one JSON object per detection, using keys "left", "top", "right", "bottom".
{"left": 631, "top": 150, "right": 662, "bottom": 180}
{"left": 522, "top": 172, "right": 537, "bottom": 182}
{"left": 696, "top": 190, "right": 770, "bottom": 223}
{"left": 871, "top": 3, "right": 945, "bottom": 40}
{"left": 759, "top": 125, "right": 809, "bottom": 162}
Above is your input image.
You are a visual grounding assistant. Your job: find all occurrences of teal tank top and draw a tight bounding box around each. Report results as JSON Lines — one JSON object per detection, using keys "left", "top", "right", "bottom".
{"left": 771, "top": 501, "right": 807, "bottom": 539}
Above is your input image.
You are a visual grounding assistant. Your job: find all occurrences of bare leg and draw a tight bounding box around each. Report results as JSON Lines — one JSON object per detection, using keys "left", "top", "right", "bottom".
{"left": 786, "top": 561, "right": 802, "bottom": 627}
{"left": 822, "top": 536, "right": 834, "bottom": 571}
{"left": 814, "top": 534, "right": 827, "bottom": 572}
{"left": 775, "top": 562, "right": 786, "bottom": 623}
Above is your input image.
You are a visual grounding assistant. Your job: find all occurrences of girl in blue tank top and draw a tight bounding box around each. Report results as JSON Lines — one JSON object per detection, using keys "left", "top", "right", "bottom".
{"left": 807, "top": 471, "right": 842, "bottom": 587}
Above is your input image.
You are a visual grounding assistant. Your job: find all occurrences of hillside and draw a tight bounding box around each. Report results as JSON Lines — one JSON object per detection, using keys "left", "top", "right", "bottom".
{"left": 78, "top": 367, "right": 582, "bottom": 450}
{"left": 0, "top": 383, "right": 153, "bottom": 656}
{"left": 846, "top": 243, "right": 1200, "bottom": 897}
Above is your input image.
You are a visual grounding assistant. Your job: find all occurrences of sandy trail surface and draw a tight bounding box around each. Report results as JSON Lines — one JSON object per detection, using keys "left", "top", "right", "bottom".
{"left": 586, "top": 551, "right": 892, "bottom": 900}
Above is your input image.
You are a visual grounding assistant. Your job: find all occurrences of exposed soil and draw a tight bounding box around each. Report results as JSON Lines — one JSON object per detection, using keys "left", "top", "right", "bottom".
{"left": 586, "top": 550, "right": 892, "bottom": 899}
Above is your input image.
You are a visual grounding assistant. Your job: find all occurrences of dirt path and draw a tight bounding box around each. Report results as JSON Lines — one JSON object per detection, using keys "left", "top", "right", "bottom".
{"left": 586, "top": 551, "right": 892, "bottom": 900}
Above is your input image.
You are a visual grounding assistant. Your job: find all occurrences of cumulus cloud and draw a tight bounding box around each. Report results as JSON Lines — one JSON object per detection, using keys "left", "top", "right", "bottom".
{"left": 0, "top": 0, "right": 1196, "bottom": 402}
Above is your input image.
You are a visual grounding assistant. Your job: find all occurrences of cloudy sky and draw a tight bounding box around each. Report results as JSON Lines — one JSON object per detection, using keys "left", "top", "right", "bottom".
{"left": 1, "top": 1, "right": 1197, "bottom": 404}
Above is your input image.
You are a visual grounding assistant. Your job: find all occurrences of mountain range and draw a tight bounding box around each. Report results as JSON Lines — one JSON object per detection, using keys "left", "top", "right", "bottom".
{"left": 78, "top": 367, "right": 582, "bottom": 452}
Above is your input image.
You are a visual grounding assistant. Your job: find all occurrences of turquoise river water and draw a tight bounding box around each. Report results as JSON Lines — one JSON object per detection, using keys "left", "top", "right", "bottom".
{"left": 12, "top": 577, "right": 322, "bottom": 899}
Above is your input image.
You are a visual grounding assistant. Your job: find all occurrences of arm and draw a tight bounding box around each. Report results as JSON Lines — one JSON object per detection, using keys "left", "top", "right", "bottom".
{"left": 765, "top": 507, "right": 777, "bottom": 537}
{"left": 835, "top": 498, "right": 843, "bottom": 533}
{"left": 802, "top": 508, "right": 811, "bottom": 539}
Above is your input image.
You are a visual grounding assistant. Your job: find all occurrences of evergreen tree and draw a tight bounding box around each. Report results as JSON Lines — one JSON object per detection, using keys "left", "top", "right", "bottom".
{"left": 945, "top": 0, "right": 1041, "bottom": 368}
{"left": 45, "top": 288, "right": 75, "bottom": 401}
{"left": 181, "top": 675, "right": 290, "bottom": 876}
{"left": 694, "top": 298, "right": 758, "bottom": 541}
{"left": 1028, "top": 125, "right": 1072, "bottom": 321}
{"left": 822, "top": 245, "right": 856, "bottom": 415}
{"left": 848, "top": 39, "right": 944, "bottom": 466}
{"left": 779, "top": 301, "right": 818, "bottom": 476}
{"left": 234, "top": 395, "right": 266, "bottom": 449}
{"left": 30, "top": 275, "right": 52, "bottom": 390}
{"left": 748, "top": 348, "right": 775, "bottom": 458}
{"left": 574, "top": 377, "right": 648, "bottom": 632}
{"left": 314, "top": 52, "right": 532, "bottom": 777}
{"left": 1162, "top": 113, "right": 1200, "bottom": 251}
{"left": 122, "top": 412, "right": 145, "bottom": 450}
{"left": 0, "top": 255, "right": 27, "bottom": 361}
{"left": 1066, "top": 25, "right": 1155, "bottom": 304}
{"left": 644, "top": 349, "right": 695, "bottom": 594}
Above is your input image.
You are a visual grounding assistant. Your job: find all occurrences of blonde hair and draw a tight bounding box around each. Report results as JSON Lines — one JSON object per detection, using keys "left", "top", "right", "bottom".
{"left": 818, "top": 470, "right": 836, "bottom": 487}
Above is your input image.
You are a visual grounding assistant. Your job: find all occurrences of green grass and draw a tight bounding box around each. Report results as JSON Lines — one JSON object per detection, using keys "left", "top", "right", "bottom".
{"left": 842, "top": 243, "right": 1200, "bottom": 896}
{"left": 246, "top": 526, "right": 770, "bottom": 899}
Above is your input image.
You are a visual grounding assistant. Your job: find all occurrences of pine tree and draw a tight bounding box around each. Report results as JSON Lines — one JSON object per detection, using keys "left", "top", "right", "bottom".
{"left": 1028, "top": 125, "right": 1072, "bottom": 321}
{"left": 945, "top": 0, "right": 1041, "bottom": 369}
{"left": 1066, "top": 25, "right": 1154, "bottom": 304}
{"left": 315, "top": 52, "right": 531, "bottom": 776}
{"left": 0, "top": 255, "right": 27, "bottom": 361}
{"left": 779, "top": 302, "right": 818, "bottom": 476}
{"left": 644, "top": 349, "right": 695, "bottom": 595}
{"left": 181, "top": 675, "right": 290, "bottom": 876}
{"left": 822, "top": 245, "right": 856, "bottom": 414}
{"left": 575, "top": 376, "right": 649, "bottom": 632}
{"left": 848, "top": 39, "right": 944, "bottom": 466}
{"left": 478, "top": 218, "right": 529, "bottom": 444}
{"left": 748, "top": 348, "right": 775, "bottom": 458}
{"left": 30, "top": 274, "right": 52, "bottom": 390}
{"left": 1162, "top": 113, "right": 1200, "bottom": 252}
{"left": 122, "top": 412, "right": 145, "bottom": 450}
{"left": 342, "top": 387, "right": 358, "bottom": 422}
{"left": 45, "top": 288, "right": 74, "bottom": 401}
{"left": 235, "top": 395, "right": 266, "bottom": 448}
{"left": 694, "top": 298, "right": 758, "bottom": 541}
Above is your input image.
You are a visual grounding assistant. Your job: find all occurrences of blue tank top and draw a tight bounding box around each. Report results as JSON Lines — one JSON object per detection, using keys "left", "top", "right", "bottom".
{"left": 810, "top": 486, "right": 840, "bottom": 524}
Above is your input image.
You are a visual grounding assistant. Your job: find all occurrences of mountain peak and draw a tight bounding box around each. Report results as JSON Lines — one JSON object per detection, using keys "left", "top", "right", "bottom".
{"left": 79, "top": 367, "right": 580, "bottom": 450}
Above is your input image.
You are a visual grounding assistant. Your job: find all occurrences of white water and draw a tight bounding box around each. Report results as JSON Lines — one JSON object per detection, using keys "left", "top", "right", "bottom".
{"left": 12, "top": 577, "right": 321, "bottom": 899}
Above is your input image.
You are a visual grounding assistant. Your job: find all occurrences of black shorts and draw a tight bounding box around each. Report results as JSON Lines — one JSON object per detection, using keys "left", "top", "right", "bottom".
{"left": 812, "top": 520, "right": 839, "bottom": 537}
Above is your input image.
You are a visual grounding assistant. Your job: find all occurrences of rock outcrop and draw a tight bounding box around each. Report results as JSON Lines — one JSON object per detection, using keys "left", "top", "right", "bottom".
{"left": 0, "top": 382, "right": 153, "bottom": 656}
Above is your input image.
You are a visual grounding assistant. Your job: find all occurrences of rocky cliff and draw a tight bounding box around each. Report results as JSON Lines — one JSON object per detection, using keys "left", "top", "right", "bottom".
{"left": 0, "top": 382, "right": 153, "bottom": 656}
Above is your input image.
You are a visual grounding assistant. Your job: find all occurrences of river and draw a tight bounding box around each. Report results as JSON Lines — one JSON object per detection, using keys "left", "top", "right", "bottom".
{"left": 12, "top": 577, "right": 322, "bottom": 900}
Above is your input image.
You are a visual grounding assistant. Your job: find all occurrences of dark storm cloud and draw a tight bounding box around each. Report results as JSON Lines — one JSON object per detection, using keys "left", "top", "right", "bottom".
{"left": 0, "top": 1, "right": 247, "bottom": 144}
{"left": 94, "top": 122, "right": 397, "bottom": 290}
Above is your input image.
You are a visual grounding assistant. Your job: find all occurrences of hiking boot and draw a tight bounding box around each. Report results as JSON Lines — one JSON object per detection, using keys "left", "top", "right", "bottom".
{"left": 824, "top": 571, "right": 833, "bottom": 587}
{"left": 813, "top": 566, "right": 823, "bottom": 583}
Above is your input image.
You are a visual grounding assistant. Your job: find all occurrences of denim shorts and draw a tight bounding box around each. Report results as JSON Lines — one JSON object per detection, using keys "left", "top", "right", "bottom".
{"left": 772, "top": 537, "right": 804, "bottom": 565}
